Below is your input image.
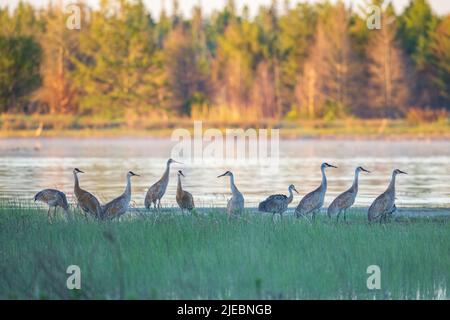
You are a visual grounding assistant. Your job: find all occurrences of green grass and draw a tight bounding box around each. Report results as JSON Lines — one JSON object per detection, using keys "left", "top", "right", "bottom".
{"left": 1, "top": 204, "right": 450, "bottom": 300}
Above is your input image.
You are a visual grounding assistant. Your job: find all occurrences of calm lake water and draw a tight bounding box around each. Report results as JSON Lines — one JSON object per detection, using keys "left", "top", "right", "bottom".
{"left": 0, "top": 138, "right": 449, "bottom": 208}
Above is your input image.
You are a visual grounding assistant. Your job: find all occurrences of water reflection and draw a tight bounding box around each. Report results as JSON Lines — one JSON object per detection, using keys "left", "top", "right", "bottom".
{"left": 0, "top": 138, "right": 449, "bottom": 208}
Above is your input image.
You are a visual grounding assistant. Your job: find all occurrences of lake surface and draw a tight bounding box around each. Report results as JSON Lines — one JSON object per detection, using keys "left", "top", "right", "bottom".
{"left": 0, "top": 138, "right": 449, "bottom": 209}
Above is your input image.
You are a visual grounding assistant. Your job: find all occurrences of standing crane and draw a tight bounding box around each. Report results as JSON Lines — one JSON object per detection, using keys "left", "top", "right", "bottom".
{"left": 295, "top": 162, "right": 337, "bottom": 221}
{"left": 34, "top": 189, "right": 70, "bottom": 222}
{"left": 102, "top": 171, "right": 139, "bottom": 220}
{"left": 368, "top": 169, "right": 407, "bottom": 223}
{"left": 73, "top": 168, "right": 102, "bottom": 219}
{"left": 217, "top": 171, "right": 244, "bottom": 216}
{"left": 176, "top": 170, "right": 195, "bottom": 213}
{"left": 258, "top": 184, "right": 299, "bottom": 219}
{"left": 327, "top": 166, "right": 370, "bottom": 222}
{"left": 145, "top": 158, "right": 181, "bottom": 210}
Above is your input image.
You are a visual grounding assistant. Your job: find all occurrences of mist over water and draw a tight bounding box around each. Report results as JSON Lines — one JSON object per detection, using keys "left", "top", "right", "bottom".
{"left": 0, "top": 138, "right": 449, "bottom": 208}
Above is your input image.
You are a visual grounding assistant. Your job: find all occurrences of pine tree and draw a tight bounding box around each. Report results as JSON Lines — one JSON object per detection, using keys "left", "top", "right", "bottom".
{"left": 296, "top": 2, "right": 355, "bottom": 118}
{"left": 398, "top": 0, "right": 438, "bottom": 106}
{"left": 35, "top": 2, "right": 80, "bottom": 114}
{"left": 72, "top": 0, "right": 163, "bottom": 117}
{"left": 0, "top": 36, "right": 42, "bottom": 112}
{"left": 429, "top": 15, "right": 450, "bottom": 107}
{"left": 366, "top": 4, "right": 410, "bottom": 117}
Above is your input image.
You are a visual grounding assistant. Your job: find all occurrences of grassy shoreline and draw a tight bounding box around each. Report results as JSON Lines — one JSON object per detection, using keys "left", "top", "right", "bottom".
{"left": 1, "top": 205, "right": 449, "bottom": 299}
{"left": 1, "top": 115, "right": 450, "bottom": 139}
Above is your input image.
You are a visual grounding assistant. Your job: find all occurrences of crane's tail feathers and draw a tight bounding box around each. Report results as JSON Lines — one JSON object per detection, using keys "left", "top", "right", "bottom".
{"left": 258, "top": 201, "right": 267, "bottom": 212}
{"left": 327, "top": 205, "right": 338, "bottom": 217}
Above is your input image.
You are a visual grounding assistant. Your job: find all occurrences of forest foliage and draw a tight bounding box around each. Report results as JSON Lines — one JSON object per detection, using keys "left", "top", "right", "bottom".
{"left": 0, "top": 0, "right": 449, "bottom": 121}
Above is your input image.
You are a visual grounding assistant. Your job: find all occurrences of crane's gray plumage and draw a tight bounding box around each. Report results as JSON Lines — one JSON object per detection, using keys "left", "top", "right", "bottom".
{"left": 176, "top": 170, "right": 195, "bottom": 213}
{"left": 145, "top": 158, "right": 181, "bottom": 210}
{"left": 102, "top": 171, "right": 139, "bottom": 220}
{"left": 259, "top": 184, "right": 298, "bottom": 218}
{"left": 327, "top": 166, "right": 370, "bottom": 222}
{"left": 218, "top": 171, "right": 244, "bottom": 216}
{"left": 73, "top": 168, "right": 102, "bottom": 219}
{"left": 34, "top": 188, "right": 70, "bottom": 221}
{"left": 295, "top": 162, "right": 337, "bottom": 220}
{"left": 368, "top": 169, "right": 407, "bottom": 223}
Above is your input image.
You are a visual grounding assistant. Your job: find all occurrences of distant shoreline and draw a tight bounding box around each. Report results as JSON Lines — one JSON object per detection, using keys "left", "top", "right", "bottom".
{"left": 1, "top": 116, "right": 449, "bottom": 139}
{"left": 1, "top": 130, "right": 450, "bottom": 140}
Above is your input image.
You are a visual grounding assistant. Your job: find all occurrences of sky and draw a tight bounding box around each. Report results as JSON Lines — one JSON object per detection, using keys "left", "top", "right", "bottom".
{"left": 2, "top": 0, "right": 450, "bottom": 18}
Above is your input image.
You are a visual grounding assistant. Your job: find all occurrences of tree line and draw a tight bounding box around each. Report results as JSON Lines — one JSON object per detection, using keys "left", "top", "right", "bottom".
{"left": 0, "top": 0, "right": 448, "bottom": 121}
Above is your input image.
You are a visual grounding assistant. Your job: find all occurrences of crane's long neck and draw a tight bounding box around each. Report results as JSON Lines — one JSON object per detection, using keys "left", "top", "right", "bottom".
{"left": 177, "top": 175, "right": 183, "bottom": 195}
{"left": 387, "top": 172, "right": 397, "bottom": 195}
{"left": 124, "top": 175, "right": 132, "bottom": 198}
{"left": 162, "top": 163, "right": 171, "bottom": 181}
{"left": 287, "top": 188, "right": 294, "bottom": 204}
{"left": 229, "top": 174, "right": 240, "bottom": 196}
{"left": 352, "top": 170, "right": 360, "bottom": 192}
{"left": 74, "top": 172, "right": 81, "bottom": 192}
{"left": 320, "top": 167, "right": 327, "bottom": 191}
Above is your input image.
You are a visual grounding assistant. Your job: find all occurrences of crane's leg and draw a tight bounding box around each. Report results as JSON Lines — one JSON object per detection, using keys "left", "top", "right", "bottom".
{"left": 336, "top": 210, "right": 341, "bottom": 223}
{"left": 312, "top": 210, "right": 317, "bottom": 222}
{"left": 301, "top": 213, "right": 312, "bottom": 224}
{"left": 343, "top": 209, "right": 347, "bottom": 222}
{"left": 54, "top": 207, "right": 57, "bottom": 220}
{"left": 47, "top": 207, "right": 52, "bottom": 223}
{"left": 157, "top": 199, "right": 161, "bottom": 210}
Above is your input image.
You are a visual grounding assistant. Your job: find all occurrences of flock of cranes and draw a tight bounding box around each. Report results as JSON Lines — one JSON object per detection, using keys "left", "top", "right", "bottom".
{"left": 34, "top": 159, "right": 407, "bottom": 224}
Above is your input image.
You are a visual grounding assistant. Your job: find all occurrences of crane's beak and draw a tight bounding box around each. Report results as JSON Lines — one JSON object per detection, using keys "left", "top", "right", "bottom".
{"left": 326, "top": 163, "right": 338, "bottom": 168}
{"left": 173, "top": 160, "right": 183, "bottom": 165}
{"left": 293, "top": 187, "right": 299, "bottom": 194}
{"left": 361, "top": 167, "right": 370, "bottom": 173}
{"left": 217, "top": 173, "right": 227, "bottom": 178}
{"left": 179, "top": 171, "right": 185, "bottom": 177}
{"left": 132, "top": 172, "right": 140, "bottom": 177}
{"left": 398, "top": 170, "right": 407, "bottom": 175}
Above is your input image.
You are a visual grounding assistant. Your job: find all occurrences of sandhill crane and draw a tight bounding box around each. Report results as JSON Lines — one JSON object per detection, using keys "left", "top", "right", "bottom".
{"left": 258, "top": 184, "right": 298, "bottom": 219}
{"left": 295, "top": 162, "right": 337, "bottom": 221}
{"left": 368, "top": 169, "right": 407, "bottom": 223}
{"left": 176, "top": 170, "right": 195, "bottom": 213}
{"left": 327, "top": 166, "right": 370, "bottom": 222}
{"left": 217, "top": 171, "right": 244, "bottom": 216}
{"left": 145, "top": 158, "right": 181, "bottom": 210}
{"left": 102, "top": 171, "right": 139, "bottom": 220}
{"left": 73, "top": 168, "right": 102, "bottom": 219}
{"left": 34, "top": 189, "right": 70, "bottom": 222}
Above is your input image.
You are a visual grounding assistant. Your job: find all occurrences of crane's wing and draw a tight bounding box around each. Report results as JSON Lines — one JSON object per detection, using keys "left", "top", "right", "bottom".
{"left": 182, "top": 191, "right": 195, "bottom": 210}
{"left": 259, "top": 194, "right": 287, "bottom": 213}
{"left": 102, "top": 197, "right": 124, "bottom": 219}
{"left": 266, "top": 194, "right": 288, "bottom": 202}
{"left": 57, "top": 191, "right": 69, "bottom": 210}
{"left": 146, "top": 179, "right": 164, "bottom": 203}
{"left": 34, "top": 189, "right": 59, "bottom": 202}
{"left": 368, "top": 192, "right": 391, "bottom": 219}
{"left": 333, "top": 190, "right": 355, "bottom": 209}
{"left": 77, "top": 190, "right": 102, "bottom": 217}
{"left": 296, "top": 187, "right": 321, "bottom": 214}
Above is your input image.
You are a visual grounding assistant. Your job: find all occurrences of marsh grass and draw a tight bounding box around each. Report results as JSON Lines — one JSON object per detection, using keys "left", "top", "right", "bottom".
{"left": 1, "top": 204, "right": 449, "bottom": 299}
